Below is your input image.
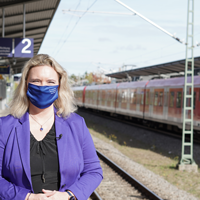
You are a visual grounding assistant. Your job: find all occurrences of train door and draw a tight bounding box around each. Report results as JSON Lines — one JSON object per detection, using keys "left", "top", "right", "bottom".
{"left": 110, "top": 90, "right": 114, "bottom": 108}
{"left": 129, "top": 89, "right": 137, "bottom": 111}
{"left": 116, "top": 89, "right": 121, "bottom": 109}
{"left": 106, "top": 90, "right": 110, "bottom": 107}
{"left": 89, "top": 90, "right": 92, "bottom": 104}
{"left": 98, "top": 90, "right": 102, "bottom": 107}
{"left": 144, "top": 89, "right": 150, "bottom": 113}
{"left": 168, "top": 88, "right": 183, "bottom": 119}
{"left": 114, "top": 88, "right": 118, "bottom": 113}
{"left": 102, "top": 90, "right": 106, "bottom": 107}
{"left": 93, "top": 90, "right": 98, "bottom": 109}
{"left": 153, "top": 89, "right": 164, "bottom": 116}
{"left": 121, "top": 89, "right": 128, "bottom": 110}
{"left": 168, "top": 89, "right": 175, "bottom": 118}
{"left": 148, "top": 88, "right": 154, "bottom": 118}
{"left": 139, "top": 89, "right": 145, "bottom": 113}
{"left": 163, "top": 88, "right": 169, "bottom": 119}
{"left": 91, "top": 90, "right": 94, "bottom": 106}
{"left": 104, "top": 90, "right": 108, "bottom": 107}
{"left": 175, "top": 89, "right": 183, "bottom": 119}
{"left": 84, "top": 90, "right": 89, "bottom": 107}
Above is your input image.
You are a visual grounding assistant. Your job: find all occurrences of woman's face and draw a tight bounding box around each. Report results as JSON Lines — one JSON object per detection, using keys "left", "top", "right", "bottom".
{"left": 27, "top": 65, "right": 59, "bottom": 86}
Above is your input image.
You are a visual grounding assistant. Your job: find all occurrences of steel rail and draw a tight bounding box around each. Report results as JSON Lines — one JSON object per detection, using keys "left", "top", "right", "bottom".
{"left": 96, "top": 150, "right": 163, "bottom": 200}
{"left": 90, "top": 190, "right": 103, "bottom": 200}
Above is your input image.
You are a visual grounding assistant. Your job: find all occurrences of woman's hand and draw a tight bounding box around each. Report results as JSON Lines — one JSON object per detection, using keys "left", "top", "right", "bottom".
{"left": 28, "top": 192, "right": 56, "bottom": 200}
{"left": 42, "top": 189, "right": 69, "bottom": 200}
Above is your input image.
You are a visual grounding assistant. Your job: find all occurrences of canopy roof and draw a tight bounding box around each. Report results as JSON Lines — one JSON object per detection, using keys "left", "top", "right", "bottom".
{"left": 106, "top": 56, "right": 200, "bottom": 79}
{"left": 0, "top": 0, "right": 60, "bottom": 74}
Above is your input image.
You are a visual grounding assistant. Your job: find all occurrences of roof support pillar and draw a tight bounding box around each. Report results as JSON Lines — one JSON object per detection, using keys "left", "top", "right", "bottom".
{"left": 2, "top": 8, "right": 5, "bottom": 37}
{"left": 23, "top": 3, "right": 26, "bottom": 38}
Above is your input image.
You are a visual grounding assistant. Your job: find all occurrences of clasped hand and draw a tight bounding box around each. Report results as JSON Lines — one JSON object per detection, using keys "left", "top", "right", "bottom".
{"left": 28, "top": 189, "right": 69, "bottom": 200}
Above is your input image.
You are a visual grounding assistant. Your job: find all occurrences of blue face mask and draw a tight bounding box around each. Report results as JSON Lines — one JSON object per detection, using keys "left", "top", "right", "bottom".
{"left": 27, "top": 83, "right": 59, "bottom": 109}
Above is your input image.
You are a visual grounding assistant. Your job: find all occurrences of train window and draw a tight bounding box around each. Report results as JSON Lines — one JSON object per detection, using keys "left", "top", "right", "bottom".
{"left": 154, "top": 92, "right": 158, "bottom": 106}
{"left": 146, "top": 91, "right": 149, "bottom": 105}
{"left": 159, "top": 92, "right": 163, "bottom": 106}
{"left": 176, "top": 92, "right": 182, "bottom": 108}
{"left": 170, "top": 92, "right": 174, "bottom": 107}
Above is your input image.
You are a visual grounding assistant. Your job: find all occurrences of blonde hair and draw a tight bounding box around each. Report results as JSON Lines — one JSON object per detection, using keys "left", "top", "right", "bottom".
{"left": 4, "top": 54, "right": 77, "bottom": 118}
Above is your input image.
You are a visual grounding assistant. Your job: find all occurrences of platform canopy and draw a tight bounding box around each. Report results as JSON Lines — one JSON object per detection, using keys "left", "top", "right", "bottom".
{"left": 0, "top": 0, "right": 60, "bottom": 74}
{"left": 106, "top": 56, "right": 200, "bottom": 79}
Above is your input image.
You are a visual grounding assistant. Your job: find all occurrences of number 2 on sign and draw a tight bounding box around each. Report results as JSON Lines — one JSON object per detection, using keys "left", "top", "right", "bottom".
{"left": 21, "top": 39, "right": 31, "bottom": 54}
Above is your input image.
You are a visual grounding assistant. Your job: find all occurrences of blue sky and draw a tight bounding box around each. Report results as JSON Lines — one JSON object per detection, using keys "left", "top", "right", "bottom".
{"left": 39, "top": 0, "right": 200, "bottom": 76}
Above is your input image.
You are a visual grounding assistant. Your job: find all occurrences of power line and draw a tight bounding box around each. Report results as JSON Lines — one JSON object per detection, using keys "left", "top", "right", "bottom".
{"left": 52, "top": 0, "right": 82, "bottom": 55}
{"left": 55, "top": 0, "right": 98, "bottom": 56}
{"left": 62, "top": 9, "right": 136, "bottom": 16}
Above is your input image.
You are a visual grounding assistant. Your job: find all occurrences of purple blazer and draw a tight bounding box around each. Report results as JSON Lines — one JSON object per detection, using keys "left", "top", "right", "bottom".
{"left": 0, "top": 108, "right": 103, "bottom": 200}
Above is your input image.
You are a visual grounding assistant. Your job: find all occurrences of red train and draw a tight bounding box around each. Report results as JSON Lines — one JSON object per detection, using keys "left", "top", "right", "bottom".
{"left": 73, "top": 76, "right": 200, "bottom": 132}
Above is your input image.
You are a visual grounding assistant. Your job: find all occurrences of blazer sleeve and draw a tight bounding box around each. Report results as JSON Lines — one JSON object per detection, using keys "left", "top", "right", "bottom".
{"left": 66, "top": 118, "right": 103, "bottom": 200}
{"left": 0, "top": 118, "right": 31, "bottom": 200}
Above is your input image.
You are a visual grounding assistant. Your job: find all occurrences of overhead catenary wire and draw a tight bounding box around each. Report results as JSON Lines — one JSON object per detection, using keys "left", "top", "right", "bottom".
{"left": 55, "top": 0, "right": 98, "bottom": 57}
{"left": 115, "top": 0, "right": 186, "bottom": 45}
{"left": 52, "top": 0, "right": 82, "bottom": 55}
{"left": 62, "top": 9, "right": 136, "bottom": 16}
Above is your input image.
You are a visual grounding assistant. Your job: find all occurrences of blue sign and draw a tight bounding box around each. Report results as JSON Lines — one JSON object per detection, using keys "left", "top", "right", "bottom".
{"left": 15, "top": 38, "right": 34, "bottom": 58}
{"left": 0, "top": 38, "right": 12, "bottom": 57}
{"left": 0, "top": 65, "right": 10, "bottom": 74}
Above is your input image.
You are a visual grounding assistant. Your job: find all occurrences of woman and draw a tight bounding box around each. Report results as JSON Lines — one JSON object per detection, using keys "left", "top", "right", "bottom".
{"left": 0, "top": 54, "right": 103, "bottom": 200}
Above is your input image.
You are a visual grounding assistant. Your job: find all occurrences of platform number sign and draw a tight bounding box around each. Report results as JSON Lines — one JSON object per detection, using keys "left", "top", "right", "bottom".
{"left": 15, "top": 38, "right": 34, "bottom": 58}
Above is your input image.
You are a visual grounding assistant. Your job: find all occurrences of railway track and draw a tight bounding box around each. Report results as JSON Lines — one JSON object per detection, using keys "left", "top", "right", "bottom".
{"left": 79, "top": 108, "right": 200, "bottom": 144}
{"left": 90, "top": 150, "right": 162, "bottom": 200}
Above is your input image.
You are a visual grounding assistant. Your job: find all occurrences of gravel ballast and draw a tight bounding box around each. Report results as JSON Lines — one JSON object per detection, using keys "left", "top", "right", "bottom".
{"left": 77, "top": 110, "right": 199, "bottom": 200}
{"left": 93, "top": 135, "right": 198, "bottom": 200}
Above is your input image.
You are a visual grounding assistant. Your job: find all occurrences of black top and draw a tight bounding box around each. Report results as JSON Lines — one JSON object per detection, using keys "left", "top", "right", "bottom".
{"left": 30, "top": 123, "right": 60, "bottom": 193}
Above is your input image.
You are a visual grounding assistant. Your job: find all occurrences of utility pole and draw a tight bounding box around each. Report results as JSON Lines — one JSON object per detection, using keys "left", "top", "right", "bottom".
{"left": 179, "top": 0, "right": 198, "bottom": 172}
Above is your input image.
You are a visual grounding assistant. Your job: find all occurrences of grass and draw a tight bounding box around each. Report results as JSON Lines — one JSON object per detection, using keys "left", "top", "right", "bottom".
{"left": 86, "top": 120, "right": 200, "bottom": 199}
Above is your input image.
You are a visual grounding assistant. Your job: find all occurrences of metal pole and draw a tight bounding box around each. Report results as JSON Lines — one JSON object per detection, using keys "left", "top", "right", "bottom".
{"left": 179, "top": 0, "right": 197, "bottom": 172}
{"left": 23, "top": 4, "right": 26, "bottom": 38}
{"left": 2, "top": 8, "right": 5, "bottom": 37}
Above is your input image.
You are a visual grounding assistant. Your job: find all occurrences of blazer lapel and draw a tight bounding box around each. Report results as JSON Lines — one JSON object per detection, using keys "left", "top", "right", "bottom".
{"left": 54, "top": 113, "right": 67, "bottom": 176}
{"left": 16, "top": 111, "right": 32, "bottom": 187}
